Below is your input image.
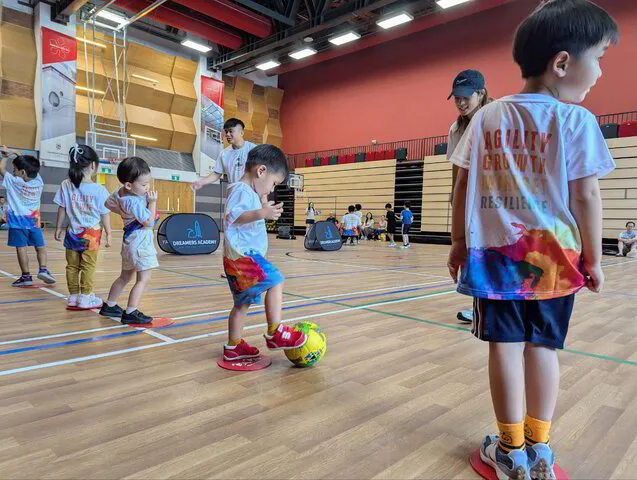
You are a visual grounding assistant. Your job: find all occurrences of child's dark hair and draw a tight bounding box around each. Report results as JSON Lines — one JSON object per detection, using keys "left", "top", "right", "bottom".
{"left": 13, "top": 155, "right": 40, "bottom": 179}
{"left": 355, "top": 204, "right": 362, "bottom": 211}
{"left": 223, "top": 118, "right": 245, "bottom": 130}
{"left": 68, "top": 144, "right": 99, "bottom": 188}
{"left": 245, "top": 144, "right": 289, "bottom": 177}
{"left": 348, "top": 205, "right": 355, "bottom": 213}
{"left": 385, "top": 203, "right": 392, "bottom": 209}
{"left": 117, "top": 156, "right": 151, "bottom": 184}
{"left": 404, "top": 200, "right": 411, "bottom": 208}
{"left": 513, "top": 0, "right": 619, "bottom": 79}
{"left": 627, "top": 221, "right": 636, "bottom": 228}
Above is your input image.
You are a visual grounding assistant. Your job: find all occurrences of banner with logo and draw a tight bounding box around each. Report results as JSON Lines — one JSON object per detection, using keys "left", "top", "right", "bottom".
{"left": 40, "top": 26, "right": 77, "bottom": 165}
{"left": 157, "top": 213, "right": 220, "bottom": 255}
{"left": 200, "top": 76, "right": 225, "bottom": 175}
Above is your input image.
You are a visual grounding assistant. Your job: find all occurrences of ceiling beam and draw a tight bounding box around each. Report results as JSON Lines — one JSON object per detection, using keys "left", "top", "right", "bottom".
{"left": 233, "top": 0, "right": 296, "bottom": 26}
{"left": 212, "top": 0, "right": 399, "bottom": 71}
{"left": 171, "top": 0, "right": 273, "bottom": 38}
{"left": 51, "top": 0, "right": 90, "bottom": 23}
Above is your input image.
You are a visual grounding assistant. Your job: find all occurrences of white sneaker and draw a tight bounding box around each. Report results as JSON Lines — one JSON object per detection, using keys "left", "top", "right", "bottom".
{"left": 388, "top": 243, "right": 396, "bottom": 248}
{"left": 67, "top": 294, "right": 78, "bottom": 307}
{"left": 78, "top": 294, "right": 104, "bottom": 310}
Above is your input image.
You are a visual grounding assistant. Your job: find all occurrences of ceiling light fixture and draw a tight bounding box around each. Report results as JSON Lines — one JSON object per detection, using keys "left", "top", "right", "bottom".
{"left": 95, "top": 9, "right": 128, "bottom": 25}
{"left": 328, "top": 31, "right": 361, "bottom": 46}
{"left": 256, "top": 60, "right": 281, "bottom": 71}
{"left": 180, "top": 39, "right": 212, "bottom": 53}
{"left": 289, "top": 47, "right": 317, "bottom": 60}
{"left": 376, "top": 12, "right": 414, "bottom": 29}
{"left": 436, "top": 0, "right": 472, "bottom": 9}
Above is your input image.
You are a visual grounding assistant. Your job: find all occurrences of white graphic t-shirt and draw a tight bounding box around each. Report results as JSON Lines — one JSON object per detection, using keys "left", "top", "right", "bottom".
{"left": 214, "top": 141, "right": 257, "bottom": 185}
{"left": 54, "top": 180, "right": 109, "bottom": 233}
{"left": 342, "top": 213, "right": 361, "bottom": 231}
{"left": 2, "top": 172, "right": 43, "bottom": 229}
{"left": 224, "top": 182, "right": 267, "bottom": 257}
{"left": 54, "top": 180, "right": 110, "bottom": 251}
{"left": 450, "top": 94, "right": 615, "bottom": 300}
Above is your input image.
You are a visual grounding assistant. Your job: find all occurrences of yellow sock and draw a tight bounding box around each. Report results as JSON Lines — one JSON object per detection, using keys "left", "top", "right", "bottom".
{"left": 228, "top": 338, "right": 242, "bottom": 346}
{"left": 525, "top": 415, "right": 551, "bottom": 446}
{"left": 497, "top": 421, "right": 525, "bottom": 452}
{"left": 267, "top": 323, "right": 280, "bottom": 335}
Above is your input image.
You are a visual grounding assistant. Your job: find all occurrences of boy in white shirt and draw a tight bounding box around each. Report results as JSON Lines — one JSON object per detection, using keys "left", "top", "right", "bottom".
{"left": 222, "top": 144, "right": 307, "bottom": 361}
{"left": 0, "top": 196, "right": 7, "bottom": 229}
{"left": 448, "top": 1, "right": 618, "bottom": 478}
{"left": 341, "top": 205, "right": 361, "bottom": 245}
{"left": 0, "top": 148, "right": 56, "bottom": 286}
{"left": 617, "top": 221, "right": 636, "bottom": 257}
{"left": 101, "top": 157, "right": 159, "bottom": 325}
{"left": 192, "top": 118, "right": 257, "bottom": 190}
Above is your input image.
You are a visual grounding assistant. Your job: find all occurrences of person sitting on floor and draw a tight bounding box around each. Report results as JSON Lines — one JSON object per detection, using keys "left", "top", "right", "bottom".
{"left": 617, "top": 221, "right": 637, "bottom": 257}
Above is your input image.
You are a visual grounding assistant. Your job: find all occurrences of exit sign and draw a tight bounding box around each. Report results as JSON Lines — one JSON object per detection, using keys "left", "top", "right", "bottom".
{"left": 171, "top": 175, "right": 180, "bottom": 181}
{"left": 101, "top": 167, "right": 112, "bottom": 174}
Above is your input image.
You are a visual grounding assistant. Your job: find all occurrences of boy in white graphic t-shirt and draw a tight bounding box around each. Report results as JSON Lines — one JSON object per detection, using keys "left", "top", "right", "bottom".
{"left": 192, "top": 118, "right": 257, "bottom": 190}
{"left": 448, "top": 1, "right": 618, "bottom": 478}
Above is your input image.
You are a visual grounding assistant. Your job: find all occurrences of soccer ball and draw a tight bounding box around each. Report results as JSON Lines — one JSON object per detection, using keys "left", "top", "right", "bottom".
{"left": 284, "top": 322, "right": 327, "bottom": 367}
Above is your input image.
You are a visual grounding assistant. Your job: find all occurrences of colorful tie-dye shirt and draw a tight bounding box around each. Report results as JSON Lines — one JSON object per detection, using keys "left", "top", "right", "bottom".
{"left": 2, "top": 172, "right": 43, "bottom": 229}
{"left": 54, "top": 179, "right": 109, "bottom": 252}
{"left": 450, "top": 94, "right": 615, "bottom": 300}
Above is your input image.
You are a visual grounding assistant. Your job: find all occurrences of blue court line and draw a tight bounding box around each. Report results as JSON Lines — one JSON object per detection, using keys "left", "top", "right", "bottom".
{"left": 0, "top": 283, "right": 452, "bottom": 356}
{"left": 0, "top": 298, "right": 49, "bottom": 306}
{"left": 0, "top": 266, "right": 423, "bottom": 304}
{"left": 0, "top": 330, "right": 141, "bottom": 355}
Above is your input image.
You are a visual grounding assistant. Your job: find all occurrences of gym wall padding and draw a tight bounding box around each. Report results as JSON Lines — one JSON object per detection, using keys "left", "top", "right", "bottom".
{"left": 293, "top": 159, "right": 396, "bottom": 228}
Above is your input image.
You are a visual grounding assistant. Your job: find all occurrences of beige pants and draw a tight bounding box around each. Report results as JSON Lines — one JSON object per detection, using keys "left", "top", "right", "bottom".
{"left": 66, "top": 249, "right": 99, "bottom": 294}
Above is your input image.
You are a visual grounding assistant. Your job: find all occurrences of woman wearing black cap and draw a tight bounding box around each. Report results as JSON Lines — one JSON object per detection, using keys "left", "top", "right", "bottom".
{"left": 447, "top": 69, "right": 490, "bottom": 324}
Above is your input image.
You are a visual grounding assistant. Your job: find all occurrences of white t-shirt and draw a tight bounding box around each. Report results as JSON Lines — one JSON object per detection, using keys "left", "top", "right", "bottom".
{"left": 224, "top": 182, "right": 267, "bottom": 257}
{"left": 105, "top": 189, "right": 153, "bottom": 242}
{"left": 307, "top": 207, "right": 317, "bottom": 221}
{"left": 54, "top": 180, "right": 109, "bottom": 234}
{"left": 342, "top": 213, "right": 361, "bottom": 230}
{"left": 214, "top": 141, "right": 257, "bottom": 185}
{"left": 447, "top": 120, "right": 466, "bottom": 159}
{"left": 2, "top": 172, "right": 43, "bottom": 229}
{"left": 450, "top": 94, "right": 615, "bottom": 300}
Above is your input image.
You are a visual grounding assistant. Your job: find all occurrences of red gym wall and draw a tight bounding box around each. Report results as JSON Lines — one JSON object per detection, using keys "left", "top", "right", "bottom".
{"left": 279, "top": 0, "right": 637, "bottom": 154}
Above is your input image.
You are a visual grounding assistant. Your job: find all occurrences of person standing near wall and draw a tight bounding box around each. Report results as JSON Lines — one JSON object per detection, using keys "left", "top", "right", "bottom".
{"left": 447, "top": 70, "right": 490, "bottom": 323}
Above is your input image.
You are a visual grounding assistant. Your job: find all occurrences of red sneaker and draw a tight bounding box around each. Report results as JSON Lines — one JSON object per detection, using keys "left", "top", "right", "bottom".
{"left": 264, "top": 325, "right": 307, "bottom": 350}
{"left": 223, "top": 340, "right": 260, "bottom": 361}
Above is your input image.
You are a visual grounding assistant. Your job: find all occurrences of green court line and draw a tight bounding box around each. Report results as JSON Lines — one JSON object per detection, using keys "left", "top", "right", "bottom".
{"left": 285, "top": 290, "right": 637, "bottom": 367}
{"left": 156, "top": 265, "right": 637, "bottom": 367}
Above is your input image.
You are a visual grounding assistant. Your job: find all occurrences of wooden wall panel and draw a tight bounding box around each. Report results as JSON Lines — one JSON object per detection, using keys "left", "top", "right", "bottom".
{"left": 170, "top": 113, "right": 196, "bottom": 152}
{"left": 126, "top": 104, "right": 173, "bottom": 149}
{"left": 222, "top": 75, "right": 284, "bottom": 147}
{"left": 294, "top": 160, "right": 396, "bottom": 227}
{"left": 421, "top": 154, "right": 451, "bottom": 233}
{"left": 127, "top": 66, "right": 174, "bottom": 113}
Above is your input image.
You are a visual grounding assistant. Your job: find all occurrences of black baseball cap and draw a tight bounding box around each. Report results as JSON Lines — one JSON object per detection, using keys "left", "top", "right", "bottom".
{"left": 447, "top": 69, "right": 485, "bottom": 100}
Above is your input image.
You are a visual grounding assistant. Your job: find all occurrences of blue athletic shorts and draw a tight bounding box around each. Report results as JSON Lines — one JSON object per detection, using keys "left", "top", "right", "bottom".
{"left": 472, "top": 295, "right": 575, "bottom": 349}
{"left": 8, "top": 228, "right": 45, "bottom": 248}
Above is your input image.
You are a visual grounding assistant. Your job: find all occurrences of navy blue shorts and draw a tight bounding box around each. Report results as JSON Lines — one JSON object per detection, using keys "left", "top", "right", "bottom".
{"left": 8, "top": 228, "right": 45, "bottom": 248}
{"left": 402, "top": 224, "right": 412, "bottom": 235}
{"left": 472, "top": 295, "right": 575, "bottom": 349}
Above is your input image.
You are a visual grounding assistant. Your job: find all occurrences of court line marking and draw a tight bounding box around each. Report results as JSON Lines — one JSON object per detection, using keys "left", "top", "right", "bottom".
{"left": 0, "top": 281, "right": 449, "bottom": 346}
{"left": 0, "top": 269, "right": 177, "bottom": 344}
{"left": 0, "top": 284, "right": 453, "bottom": 354}
{"left": 0, "top": 290, "right": 455, "bottom": 377}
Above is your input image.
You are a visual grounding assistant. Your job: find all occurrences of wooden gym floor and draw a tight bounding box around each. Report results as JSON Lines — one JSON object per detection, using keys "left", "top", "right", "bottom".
{"left": 0, "top": 230, "right": 636, "bottom": 479}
